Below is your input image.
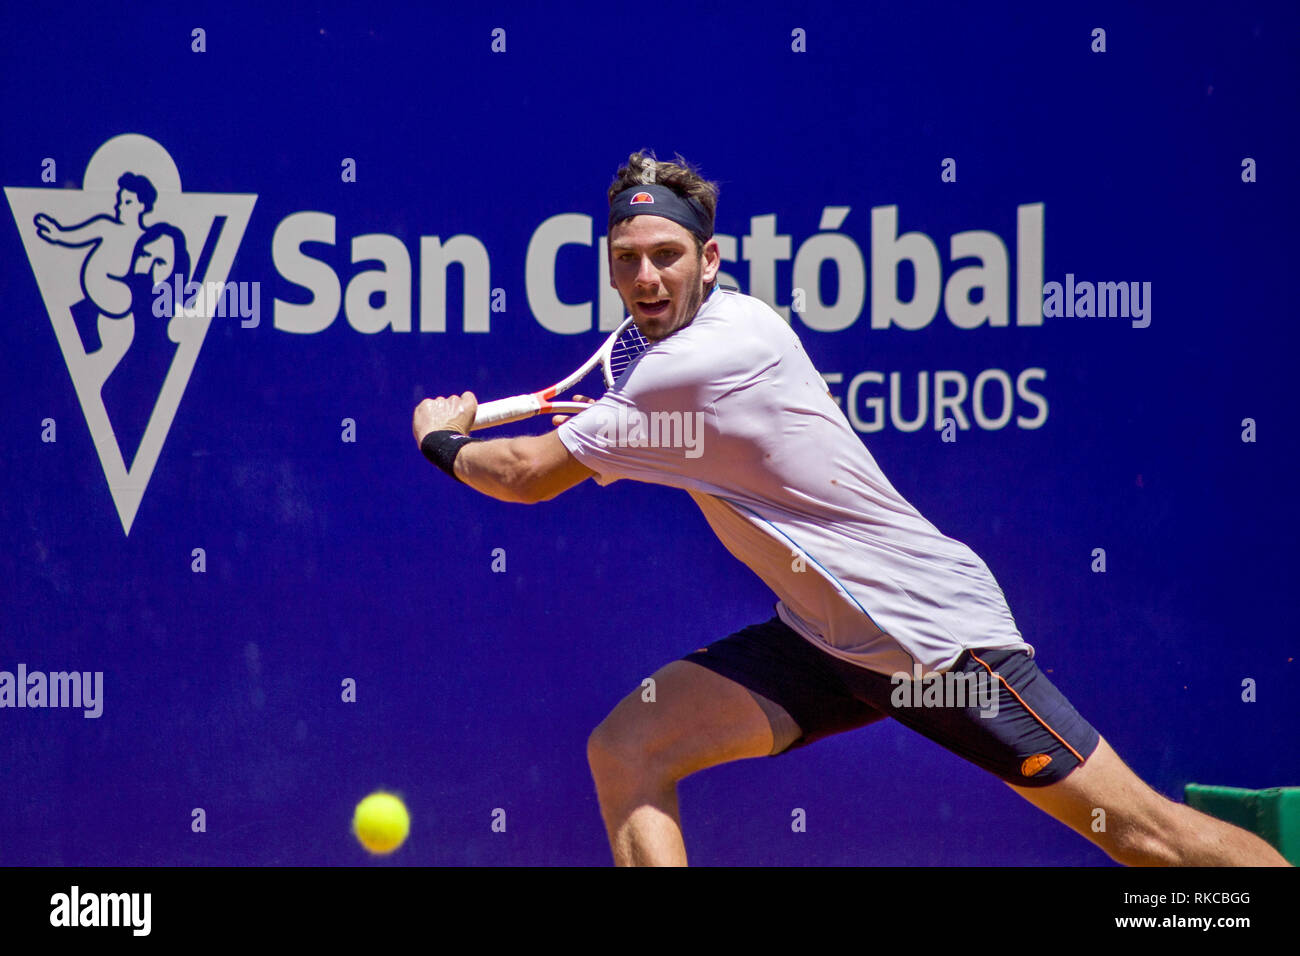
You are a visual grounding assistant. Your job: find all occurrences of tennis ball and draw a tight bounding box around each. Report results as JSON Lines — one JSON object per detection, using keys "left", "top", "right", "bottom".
{"left": 352, "top": 791, "right": 410, "bottom": 855}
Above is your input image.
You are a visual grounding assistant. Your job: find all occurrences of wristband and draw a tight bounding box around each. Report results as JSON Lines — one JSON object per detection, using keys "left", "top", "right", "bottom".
{"left": 420, "top": 429, "right": 482, "bottom": 481}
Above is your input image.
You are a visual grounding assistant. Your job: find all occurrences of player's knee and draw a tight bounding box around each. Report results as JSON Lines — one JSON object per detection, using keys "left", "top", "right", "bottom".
{"left": 1099, "top": 803, "right": 1182, "bottom": 866}
{"left": 586, "top": 717, "right": 669, "bottom": 793}
{"left": 586, "top": 720, "right": 635, "bottom": 781}
{"left": 1107, "top": 830, "right": 1179, "bottom": 867}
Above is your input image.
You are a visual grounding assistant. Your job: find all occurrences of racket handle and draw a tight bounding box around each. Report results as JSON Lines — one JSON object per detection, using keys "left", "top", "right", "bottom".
{"left": 472, "top": 394, "right": 542, "bottom": 430}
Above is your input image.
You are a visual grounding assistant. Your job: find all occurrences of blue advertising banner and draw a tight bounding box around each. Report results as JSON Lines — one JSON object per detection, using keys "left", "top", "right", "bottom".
{"left": 2, "top": 2, "right": 1296, "bottom": 868}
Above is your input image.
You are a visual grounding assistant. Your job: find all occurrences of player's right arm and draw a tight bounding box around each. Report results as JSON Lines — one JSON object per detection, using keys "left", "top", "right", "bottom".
{"left": 412, "top": 392, "right": 594, "bottom": 504}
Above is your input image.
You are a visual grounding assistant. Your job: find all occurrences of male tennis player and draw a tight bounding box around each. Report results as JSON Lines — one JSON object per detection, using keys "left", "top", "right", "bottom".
{"left": 413, "top": 152, "right": 1290, "bottom": 867}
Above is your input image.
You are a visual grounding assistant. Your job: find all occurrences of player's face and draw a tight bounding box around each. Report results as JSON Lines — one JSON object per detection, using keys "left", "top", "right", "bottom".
{"left": 609, "top": 216, "right": 720, "bottom": 341}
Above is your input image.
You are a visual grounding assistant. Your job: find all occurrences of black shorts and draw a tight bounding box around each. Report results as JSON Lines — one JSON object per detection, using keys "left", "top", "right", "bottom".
{"left": 682, "top": 616, "right": 1100, "bottom": 787}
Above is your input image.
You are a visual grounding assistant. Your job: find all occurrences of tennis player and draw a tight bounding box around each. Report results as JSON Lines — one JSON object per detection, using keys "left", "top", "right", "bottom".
{"left": 412, "top": 152, "right": 1290, "bottom": 867}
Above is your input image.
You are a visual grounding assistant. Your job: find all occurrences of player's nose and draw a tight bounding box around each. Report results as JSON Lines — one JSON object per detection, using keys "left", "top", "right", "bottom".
{"left": 633, "top": 255, "right": 659, "bottom": 287}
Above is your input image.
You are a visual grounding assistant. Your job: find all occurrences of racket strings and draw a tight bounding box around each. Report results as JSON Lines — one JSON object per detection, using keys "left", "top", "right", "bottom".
{"left": 608, "top": 324, "right": 652, "bottom": 381}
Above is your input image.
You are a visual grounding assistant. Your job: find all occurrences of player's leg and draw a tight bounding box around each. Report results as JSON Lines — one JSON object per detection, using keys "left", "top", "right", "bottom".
{"left": 587, "top": 616, "right": 882, "bottom": 866}
{"left": 585, "top": 658, "right": 773, "bottom": 866}
{"left": 1006, "top": 735, "right": 1291, "bottom": 866}
{"left": 826, "top": 645, "right": 1291, "bottom": 865}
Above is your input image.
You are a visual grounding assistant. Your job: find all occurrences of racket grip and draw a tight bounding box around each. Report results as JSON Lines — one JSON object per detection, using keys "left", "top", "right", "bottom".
{"left": 472, "top": 394, "right": 542, "bottom": 430}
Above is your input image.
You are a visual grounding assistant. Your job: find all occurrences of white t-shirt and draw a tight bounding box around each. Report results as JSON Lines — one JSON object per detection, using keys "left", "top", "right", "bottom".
{"left": 557, "top": 288, "right": 1031, "bottom": 676}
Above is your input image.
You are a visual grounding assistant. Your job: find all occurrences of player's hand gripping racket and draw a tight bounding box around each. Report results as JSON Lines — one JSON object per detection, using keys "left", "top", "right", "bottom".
{"left": 470, "top": 317, "right": 652, "bottom": 430}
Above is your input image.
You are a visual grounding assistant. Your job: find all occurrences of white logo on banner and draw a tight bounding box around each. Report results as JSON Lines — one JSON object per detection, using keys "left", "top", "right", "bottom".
{"left": 6, "top": 134, "right": 257, "bottom": 534}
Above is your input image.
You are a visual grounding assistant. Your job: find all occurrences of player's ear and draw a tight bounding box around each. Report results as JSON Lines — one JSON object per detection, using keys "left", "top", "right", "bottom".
{"left": 701, "top": 238, "right": 721, "bottom": 285}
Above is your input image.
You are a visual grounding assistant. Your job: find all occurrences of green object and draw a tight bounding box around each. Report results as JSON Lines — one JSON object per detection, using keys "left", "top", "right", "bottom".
{"left": 1184, "top": 784, "right": 1300, "bottom": 865}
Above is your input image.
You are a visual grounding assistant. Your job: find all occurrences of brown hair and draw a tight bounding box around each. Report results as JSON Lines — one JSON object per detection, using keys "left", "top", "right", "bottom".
{"left": 607, "top": 150, "right": 720, "bottom": 248}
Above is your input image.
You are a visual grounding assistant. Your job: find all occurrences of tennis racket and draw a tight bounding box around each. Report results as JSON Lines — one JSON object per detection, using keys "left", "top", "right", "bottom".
{"left": 470, "top": 317, "right": 652, "bottom": 430}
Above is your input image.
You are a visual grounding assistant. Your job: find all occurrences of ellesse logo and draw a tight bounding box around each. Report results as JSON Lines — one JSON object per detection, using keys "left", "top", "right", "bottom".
{"left": 1020, "top": 753, "right": 1053, "bottom": 777}
{"left": 630, "top": 192, "right": 654, "bottom": 204}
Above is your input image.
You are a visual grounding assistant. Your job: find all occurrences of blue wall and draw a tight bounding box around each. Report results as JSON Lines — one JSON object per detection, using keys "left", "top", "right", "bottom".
{"left": 2, "top": 1, "right": 1296, "bottom": 865}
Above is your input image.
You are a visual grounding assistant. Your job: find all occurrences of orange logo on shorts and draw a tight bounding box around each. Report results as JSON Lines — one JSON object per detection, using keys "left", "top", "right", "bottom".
{"left": 1021, "top": 754, "right": 1053, "bottom": 777}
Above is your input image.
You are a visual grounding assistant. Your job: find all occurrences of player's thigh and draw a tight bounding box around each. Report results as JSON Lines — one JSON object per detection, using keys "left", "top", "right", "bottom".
{"left": 588, "top": 659, "right": 773, "bottom": 782}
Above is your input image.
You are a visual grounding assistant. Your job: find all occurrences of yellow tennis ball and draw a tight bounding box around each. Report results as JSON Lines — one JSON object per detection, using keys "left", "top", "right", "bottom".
{"left": 352, "top": 792, "right": 410, "bottom": 855}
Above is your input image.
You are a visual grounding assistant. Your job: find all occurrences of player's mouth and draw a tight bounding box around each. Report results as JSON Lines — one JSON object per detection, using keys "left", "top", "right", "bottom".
{"left": 637, "top": 298, "right": 670, "bottom": 318}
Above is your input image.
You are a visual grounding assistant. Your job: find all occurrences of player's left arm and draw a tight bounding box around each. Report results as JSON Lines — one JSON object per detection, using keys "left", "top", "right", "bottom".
{"left": 412, "top": 392, "right": 594, "bottom": 504}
